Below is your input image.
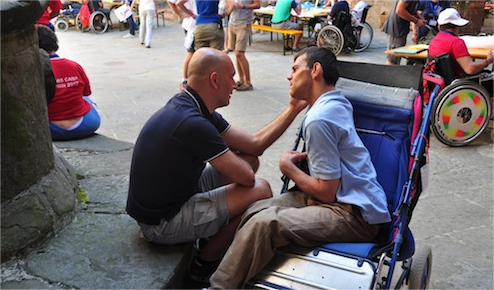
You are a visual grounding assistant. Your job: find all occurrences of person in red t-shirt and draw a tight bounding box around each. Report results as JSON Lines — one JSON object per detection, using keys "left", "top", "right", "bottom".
{"left": 36, "top": 25, "right": 101, "bottom": 141}
{"left": 428, "top": 8, "right": 493, "bottom": 76}
{"left": 36, "top": 0, "right": 63, "bottom": 31}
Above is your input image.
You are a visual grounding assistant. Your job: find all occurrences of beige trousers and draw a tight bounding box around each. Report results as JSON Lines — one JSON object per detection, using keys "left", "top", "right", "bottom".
{"left": 209, "top": 191, "right": 380, "bottom": 289}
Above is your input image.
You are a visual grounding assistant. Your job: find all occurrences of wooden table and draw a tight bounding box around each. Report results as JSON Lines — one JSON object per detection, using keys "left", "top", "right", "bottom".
{"left": 385, "top": 38, "right": 493, "bottom": 64}
{"left": 253, "top": 6, "right": 331, "bottom": 19}
{"left": 253, "top": 6, "right": 330, "bottom": 38}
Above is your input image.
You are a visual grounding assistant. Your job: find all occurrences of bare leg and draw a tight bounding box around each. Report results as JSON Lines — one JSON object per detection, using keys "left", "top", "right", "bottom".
{"left": 199, "top": 178, "right": 272, "bottom": 261}
{"left": 183, "top": 51, "right": 194, "bottom": 79}
{"left": 235, "top": 50, "right": 251, "bottom": 86}
{"left": 293, "top": 26, "right": 303, "bottom": 49}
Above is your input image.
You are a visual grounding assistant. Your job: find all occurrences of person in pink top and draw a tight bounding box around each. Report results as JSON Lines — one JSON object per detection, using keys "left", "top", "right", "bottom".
{"left": 36, "top": 25, "right": 101, "bottom": 141}
{"left": 428, "top": 8, "right": 493, "bottom": 77}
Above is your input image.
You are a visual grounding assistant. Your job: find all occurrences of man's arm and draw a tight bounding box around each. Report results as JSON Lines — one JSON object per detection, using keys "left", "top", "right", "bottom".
{"left": 168, "top": 0, "right": 187, "bottom": 18}
{"left": 396, "top": 0, "right": 424, "bottom": 27}
{"left": 209, "top": 150, "right": 256, "bottom": 187}
{"left": 411, "top": 9, "right": 423, "bottom": 43}
{"left": 177, "top": 0, "right": 196, "bottom": 18}
{"left": 279, "top": 150, "right": 339, "bottom": 203}
{"left": 456, "top": 50, "right": 494, "bottom": 75}
{"left": 222, "top": 97, "right": 307, "bottom": 157}
{"left": 293, "top": 0, "right": 301, "bottom": 15}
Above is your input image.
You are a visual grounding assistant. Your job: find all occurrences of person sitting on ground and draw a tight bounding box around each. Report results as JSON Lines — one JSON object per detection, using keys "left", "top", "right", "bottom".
{"left": 208, "top": 46, "right": 391, "bottom": 289}
{"left": 428, "top": 7, "right": 493, "bottom": 77}
{"left": 126, "top": 47, "right": 307, "bottom": 283}
{"left": 271, "top": 0, "right": 303, "bottom": 52}
{"left": 36, "top": 25, "right": 101, "bottom": 141}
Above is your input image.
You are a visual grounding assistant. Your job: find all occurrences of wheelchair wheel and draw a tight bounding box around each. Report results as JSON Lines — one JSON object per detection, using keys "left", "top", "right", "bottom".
{"left": 432, "top": 80, "right": 492, "bottom": 146}
{"left": 75, "top": 13, "right": 83, "bottom": 31}
{"left": 353, "top": 22, "right": 373, "bottom": 52}
{"left": 90, "top": 11, "right": 109, "bottom": 34}
{"left": 317, "top": 25, "right": 344, "bottom": 56}
{"left": 409, "top": 244, "right": 432, "bottom": 289}
{"left": 56, "top": 19, "right": 69, "bottom": 32}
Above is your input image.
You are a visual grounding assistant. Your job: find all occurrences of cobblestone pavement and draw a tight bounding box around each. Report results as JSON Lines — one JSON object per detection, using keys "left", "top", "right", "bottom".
{"left": 1, "top": 19, "right": 493, "bottom": 289}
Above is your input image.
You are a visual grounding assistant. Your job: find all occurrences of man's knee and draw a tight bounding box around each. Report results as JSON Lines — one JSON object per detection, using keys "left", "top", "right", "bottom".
{"left": 234, "top": 50, "right": 246, "bottom": 59}
{"left": 241, "top": 154, "right": 260, "bottom": 172}
{"left": 254, "top": 178, "right": 272, "bottom": 200}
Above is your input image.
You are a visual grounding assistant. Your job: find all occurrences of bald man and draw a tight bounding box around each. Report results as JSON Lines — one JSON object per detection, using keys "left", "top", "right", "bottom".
{"left": 127, "top": 48, "right": 308, "bottom": 282}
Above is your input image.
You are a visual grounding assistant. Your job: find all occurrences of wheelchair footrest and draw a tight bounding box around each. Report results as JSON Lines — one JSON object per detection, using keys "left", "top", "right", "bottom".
{"left": 249, "top": 245, "right": 376, "bottom": 290}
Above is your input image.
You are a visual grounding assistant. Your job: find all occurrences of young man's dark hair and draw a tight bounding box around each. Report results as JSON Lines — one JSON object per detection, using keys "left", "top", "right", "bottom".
{"left": 36, "top": 24, "right": 59, "bottom": 53}
{"left": 295, "top": 47, "right": 340, "bottom": 85}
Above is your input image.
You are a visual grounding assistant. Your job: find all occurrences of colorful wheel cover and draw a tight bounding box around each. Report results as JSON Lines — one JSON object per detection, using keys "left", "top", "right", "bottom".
{"left": 436, "top": 87, "right": 488, "bottom": 141}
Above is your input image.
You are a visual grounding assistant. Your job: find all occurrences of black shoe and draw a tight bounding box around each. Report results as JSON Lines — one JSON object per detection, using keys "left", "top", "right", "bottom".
{"left": 194, "top": 237, "right": 210, "bottom": 252}
{"left": 188, "top": 256, "right": 220, "bottom": 283}
{"left": 284, "top": 46, "right": 292, "bottom": 51}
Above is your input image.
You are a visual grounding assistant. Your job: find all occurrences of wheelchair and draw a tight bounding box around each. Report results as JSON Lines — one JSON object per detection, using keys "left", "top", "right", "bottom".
{"left": 55, "top": 3, "right": 81, "bottom": 32}
{"left": 76, "top": 1, "right": 112, "bottom": 34}
{"left": 249, "top": 61, "right": 434, "bottom": 290}
{"left": 316, "top": 5, "right": 373, "bottom": 55}
{"left": 423, "top": 53, "right": 493, "bottom": 146}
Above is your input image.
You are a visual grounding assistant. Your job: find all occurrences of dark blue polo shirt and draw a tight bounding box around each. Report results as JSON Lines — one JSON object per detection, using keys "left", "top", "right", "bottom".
{"left": 126, "top": 87, "right": 230, "bottom": 225}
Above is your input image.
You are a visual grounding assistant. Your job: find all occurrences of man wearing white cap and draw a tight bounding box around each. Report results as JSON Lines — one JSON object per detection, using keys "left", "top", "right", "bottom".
{"left": 428, "top": 7, "right": 493, "bottom": 76}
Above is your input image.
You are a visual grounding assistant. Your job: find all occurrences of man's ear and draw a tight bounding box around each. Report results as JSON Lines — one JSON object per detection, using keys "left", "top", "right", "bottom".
{"left": 311, "top": 62, "right": 323, "bottom": 79}
{"left": 210, "top": 72, "right": 219, "bottom": 89}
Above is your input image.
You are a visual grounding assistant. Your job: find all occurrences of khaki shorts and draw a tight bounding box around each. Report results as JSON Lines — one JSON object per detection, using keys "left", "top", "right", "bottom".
{"left": 194, "top": 22, "right": 225, "bottom": 51}
{"left": 229, "top": 23, "right": 252, "bottom": 51}
{"left": 138, "top": 164, "right": 229, "bottom": 245}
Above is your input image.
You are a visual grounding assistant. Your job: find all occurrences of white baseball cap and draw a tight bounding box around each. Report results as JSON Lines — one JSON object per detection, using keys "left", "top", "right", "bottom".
{"left": 438, "top": 8, "right": 469, "bottom": 26}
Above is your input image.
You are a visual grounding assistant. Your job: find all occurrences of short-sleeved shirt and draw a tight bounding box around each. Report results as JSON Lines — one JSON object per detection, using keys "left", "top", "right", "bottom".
{"left": 48, "top": 56, "right": 92, "bottom": 121}
{"left": 229, "top": 0, "right": 255, "bottom": 25}
{"left": 272, "top": 0, "right": 297, "bottom": 23}
{"left": 126, "top": 88, "right": 231, "bottom": 225}
{"left": 383, "top": 0, "right": 419, "bottom": 38}
{"left": 302, "top": 90, "right": 391, "bottom": 225}
{"left": 428, "top": 30, "right": 470, "bottom": 77}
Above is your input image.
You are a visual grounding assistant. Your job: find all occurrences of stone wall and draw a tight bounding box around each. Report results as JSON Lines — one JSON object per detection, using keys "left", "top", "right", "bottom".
{"left": 452, "top": 0, "right": 487, "bottom": 35}
{"left": 364, "top": 0, "right": 394, "bottom": 30}
{"left": 1, "top": 1, "right": 78, "bottom": 261}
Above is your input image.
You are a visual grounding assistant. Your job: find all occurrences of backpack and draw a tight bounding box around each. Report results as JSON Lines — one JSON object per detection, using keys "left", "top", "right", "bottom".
{"left": 334, "top": 11, "right": 357, "bottom": 50}
{"left": 78, "top": 1, "right": 91, "bottom": 27}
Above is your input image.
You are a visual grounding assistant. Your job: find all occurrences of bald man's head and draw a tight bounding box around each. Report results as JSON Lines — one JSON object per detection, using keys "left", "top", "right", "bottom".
{"left": 188, "top": 48, "right": 230, "bottom": 82}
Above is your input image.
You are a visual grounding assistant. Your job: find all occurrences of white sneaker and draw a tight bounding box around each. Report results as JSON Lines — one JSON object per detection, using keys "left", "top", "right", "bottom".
{"left": 123, "top": 33, "right": 135, "bottom": 38}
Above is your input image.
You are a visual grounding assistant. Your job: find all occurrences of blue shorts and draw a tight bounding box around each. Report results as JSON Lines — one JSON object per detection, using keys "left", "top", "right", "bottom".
{"left": 138, "top": 164, "right": 229, "bottom": 245}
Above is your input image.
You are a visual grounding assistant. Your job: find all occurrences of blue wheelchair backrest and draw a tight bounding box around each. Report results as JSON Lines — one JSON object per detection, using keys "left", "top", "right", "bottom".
{"left": 327, "top": 61, "right": 424, "bottom": 259}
